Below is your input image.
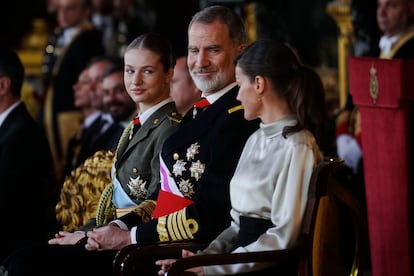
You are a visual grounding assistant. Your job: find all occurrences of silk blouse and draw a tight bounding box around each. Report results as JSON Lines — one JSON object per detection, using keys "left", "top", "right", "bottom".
{"left": 202, "top": 115, "right": 323, "bottom": 275}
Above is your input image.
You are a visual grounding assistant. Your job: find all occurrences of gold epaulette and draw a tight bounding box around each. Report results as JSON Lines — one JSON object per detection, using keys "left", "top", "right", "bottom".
{"left": 168, "top": 112, "right": 182, "bottom": 124}
{"left": 228, "top": 104, "right": 244, "bottom": 114}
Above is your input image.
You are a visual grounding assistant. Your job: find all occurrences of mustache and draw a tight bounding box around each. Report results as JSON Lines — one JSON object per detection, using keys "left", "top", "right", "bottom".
{"left": 191, "top": 67, "right": 217, "bottom": 74}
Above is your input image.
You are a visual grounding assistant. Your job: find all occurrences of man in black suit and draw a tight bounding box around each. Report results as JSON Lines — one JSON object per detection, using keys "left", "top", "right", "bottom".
{"left": 63, "top": 57, "right": 129, "bottom": 178}
{"left": 41, "top": 0, "right": 105, "bottom": 182}
{"left": 0, "top": 48, "right": 58, "bottom": 262}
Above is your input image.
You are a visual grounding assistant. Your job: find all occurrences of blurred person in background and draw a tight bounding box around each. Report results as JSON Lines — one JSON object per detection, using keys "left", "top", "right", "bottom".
{"left": 170, "top": 56, "right": 201, "bottom": 116}
{"left": 0, "top": 48, "right": 58, "bottom": 263}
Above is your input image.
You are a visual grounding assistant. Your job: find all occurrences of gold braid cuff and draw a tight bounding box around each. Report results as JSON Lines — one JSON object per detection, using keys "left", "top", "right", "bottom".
{"left": 157, "top": 209, "right": 199, "bottom": 242}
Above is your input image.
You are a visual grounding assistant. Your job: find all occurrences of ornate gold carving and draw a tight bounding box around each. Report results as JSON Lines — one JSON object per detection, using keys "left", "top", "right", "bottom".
{"left": 369, "top": 65, "right": 379, "bottom": 103}
{"left": 326, "top": 0, "right": 354, "bottom": 108}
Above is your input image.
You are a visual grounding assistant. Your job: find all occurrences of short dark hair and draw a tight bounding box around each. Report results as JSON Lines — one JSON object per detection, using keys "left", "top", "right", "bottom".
{"left": 189, "top": 5, "right": 247, "bottom": 46}
{"left": 0, "top": 48, "right": 25, "bottom": 97}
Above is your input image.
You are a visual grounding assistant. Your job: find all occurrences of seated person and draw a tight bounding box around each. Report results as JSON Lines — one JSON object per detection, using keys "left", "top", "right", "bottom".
{"left": 170, "top": 55, "right": 201, "bottom": 115}
{"left": 48, "top": 32, "right": 181, "bottom": 244}
{"left": 157, "top": 39, "right": 325, "bottom": 275}
{"left": 56, "top": 63, "right": 137, "bottom": 232}
{"left": 63, "top": 56, "right": 127, "bottom": 178}
{"left": 0, "top": 48, "right": 58, "bottom": 263}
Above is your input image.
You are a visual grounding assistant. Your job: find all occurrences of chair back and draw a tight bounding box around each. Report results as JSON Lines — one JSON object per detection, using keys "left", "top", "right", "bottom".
{"left": 113, "top": 157, "right": 369, "bottom": 276}
{"left": 310, "top": 159, "right": 369, "bottom": 276}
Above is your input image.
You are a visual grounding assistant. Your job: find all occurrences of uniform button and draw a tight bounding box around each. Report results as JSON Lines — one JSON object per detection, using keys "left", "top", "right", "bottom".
{"left": 46, "top": 45, "right": 54, "bottom": 53}
{"left": 132, "top": 168, "right": 138, "bottom": 174}
{"left": 173, "top": 153, "right": 179, "bottom": 160}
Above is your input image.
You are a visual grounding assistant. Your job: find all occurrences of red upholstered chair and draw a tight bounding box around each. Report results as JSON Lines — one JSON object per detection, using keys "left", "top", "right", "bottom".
{"left": 113, "top": 157, "right": 369, "bottom": 276}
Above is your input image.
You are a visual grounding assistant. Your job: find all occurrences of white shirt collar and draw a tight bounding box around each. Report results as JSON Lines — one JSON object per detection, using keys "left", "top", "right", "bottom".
{"left": 138, "top": 97, "right": 174, "bottom": 125}
{"left": 58, "top": 27, "right": 78, "bottom": 47}
{"left": 202, "top": 82, "right": 237, "bottom": 104}
{"left": 379, "top": 33, "right": 402, "bottom": 55}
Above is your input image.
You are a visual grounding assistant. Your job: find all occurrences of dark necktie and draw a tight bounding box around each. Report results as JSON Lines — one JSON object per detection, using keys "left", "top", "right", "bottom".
{"left": 83, "top": 115, "right": 106, "bottom": 144}
{"left": 129, "top": 116, "right": 141, "bottom": 140}
{"left": 192, "top": 97, "right": 211, "bottom": 118}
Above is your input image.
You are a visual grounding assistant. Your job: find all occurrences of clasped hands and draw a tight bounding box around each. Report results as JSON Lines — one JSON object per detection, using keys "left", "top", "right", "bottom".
{"left": 48, "top": 223, "right": 131, "bottom": 250}
{"left": 49, "top": 225, "right": 204, "bottom": 274}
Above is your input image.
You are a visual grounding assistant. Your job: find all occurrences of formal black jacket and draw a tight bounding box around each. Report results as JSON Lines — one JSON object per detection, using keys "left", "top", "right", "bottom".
{"left": 0, "top": 102, "right": 57, "bottom": 262}
{"left": 63, "top": 116, "right": 125, "bottom": 178}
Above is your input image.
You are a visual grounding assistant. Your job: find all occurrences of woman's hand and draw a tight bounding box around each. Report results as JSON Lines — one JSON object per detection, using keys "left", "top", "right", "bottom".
{"left": 48, "top": 231, "right": 84, "bottom": 245}
{"left": 156, "top": 249, "right": 204, "bottom": 276}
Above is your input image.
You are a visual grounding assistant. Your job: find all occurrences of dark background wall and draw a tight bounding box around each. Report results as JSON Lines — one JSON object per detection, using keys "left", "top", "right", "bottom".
{"left": 2, "top": 0, "right": 379, "bottom": 67}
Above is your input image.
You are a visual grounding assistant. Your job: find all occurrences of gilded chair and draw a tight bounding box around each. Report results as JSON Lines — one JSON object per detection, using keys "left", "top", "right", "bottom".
{"left": 55, "top": 149, "right": 115, "bottom": 231}
{"left": 113, "top": 157, "right": 369, "bottom": 276}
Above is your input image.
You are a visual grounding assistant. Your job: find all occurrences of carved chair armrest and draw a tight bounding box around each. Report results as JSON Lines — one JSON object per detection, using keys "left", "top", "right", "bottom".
{"left": 167, "top": 245, "right": 303, "bottom": 276}
{"left": 113, "top": 241, "right": 209, "bottom": 276}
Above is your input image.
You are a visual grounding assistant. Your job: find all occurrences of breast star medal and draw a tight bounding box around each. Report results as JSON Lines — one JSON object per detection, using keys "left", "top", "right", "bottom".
{"left": 190, "top": 160, "right": 205, "bottom": 181}
{"left": 186, "top": 143, "right": 200, "bottom": 161}
{"left": 128, "top": 175, "right": 147, "bottom": 199}
{"left": 178, "top": 179, "right": 195, "bottom": 198}
{"left": 173, "top": 159, "right": 187, "bottom": 177}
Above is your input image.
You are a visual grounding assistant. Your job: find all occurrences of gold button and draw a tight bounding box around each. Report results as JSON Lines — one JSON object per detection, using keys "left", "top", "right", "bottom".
{"left": 153, "top": 118, "right": 160, "bottom": 124}
{"left": 46, "top": 45, "right": 54, "bottom": 53}
{"left": 173, "top": 153, "right": 179, "bottom": 160}
{"left": 132, "top": 168, "right": 138, "bottom": 174}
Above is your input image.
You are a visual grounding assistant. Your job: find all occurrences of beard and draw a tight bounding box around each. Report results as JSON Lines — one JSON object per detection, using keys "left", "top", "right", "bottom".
{"left": 190, "top": 69, "right": 233, "bottom": 93}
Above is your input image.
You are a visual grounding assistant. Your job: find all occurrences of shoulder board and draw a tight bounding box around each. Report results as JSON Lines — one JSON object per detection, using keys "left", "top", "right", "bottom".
{"left": 168, "top": 112, "right": 182, "bottom": 124}
{"left": 227, "top": 105, "right": 244, "bottom": 114}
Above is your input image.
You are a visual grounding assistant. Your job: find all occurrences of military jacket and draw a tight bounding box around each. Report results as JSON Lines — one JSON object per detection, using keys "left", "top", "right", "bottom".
{"left": 114, "top": 101, "right": 181, "bottom": 204}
